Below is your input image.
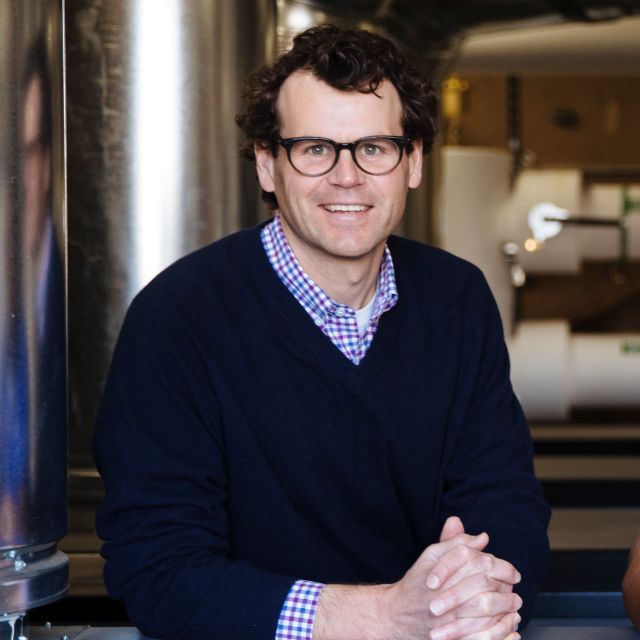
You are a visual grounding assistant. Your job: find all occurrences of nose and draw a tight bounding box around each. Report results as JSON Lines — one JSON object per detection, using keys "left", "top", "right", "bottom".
{"left": 328, "top": 147, "right": 363, "bottom": 187}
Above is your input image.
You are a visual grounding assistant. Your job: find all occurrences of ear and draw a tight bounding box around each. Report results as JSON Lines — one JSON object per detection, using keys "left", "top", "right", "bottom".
{"left": 255, "top": 144, "right": 276, "bottom": 193}
{"left": 407, "top": 139, "right": 423, "bottom": 190}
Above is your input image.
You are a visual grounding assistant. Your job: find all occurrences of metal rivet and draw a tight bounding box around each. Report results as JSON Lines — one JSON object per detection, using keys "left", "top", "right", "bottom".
{"left": 14, "top": 560, "right": 27, "bottom": 571}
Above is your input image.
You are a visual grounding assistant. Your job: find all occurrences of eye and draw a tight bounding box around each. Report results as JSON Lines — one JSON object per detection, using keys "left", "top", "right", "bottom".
{"left": 362, "top": 143, "right": 384, "bottom": 156}
{"left": 302, "top": 142, "right": 331, "bottom": 156}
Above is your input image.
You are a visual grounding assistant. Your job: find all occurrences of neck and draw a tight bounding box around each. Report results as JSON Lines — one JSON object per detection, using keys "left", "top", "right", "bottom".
{"left": 290, "top": 244, "right": 383, "bottom": 309}
{"left": 318, "top": 259, "right": 380, "bottom": 309}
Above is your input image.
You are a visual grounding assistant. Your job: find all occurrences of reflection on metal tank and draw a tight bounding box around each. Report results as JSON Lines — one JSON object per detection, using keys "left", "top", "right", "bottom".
{"left": 65, "top": 0, "right": 276, "bottom": 471}
{"left": 0, "top": 0, "right": 68, "bottom": 618}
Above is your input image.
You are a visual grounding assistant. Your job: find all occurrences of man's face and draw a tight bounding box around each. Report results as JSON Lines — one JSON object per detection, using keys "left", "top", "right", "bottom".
{"left": 255, "top": 71, "right": 422, "bottom": 272}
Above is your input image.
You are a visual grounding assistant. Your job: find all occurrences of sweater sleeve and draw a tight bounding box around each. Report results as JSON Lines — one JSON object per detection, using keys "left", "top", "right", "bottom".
{"left": 93, "top": 287, "right": 296, "bottom": 640}
{"left": 440, "top": 268, "right": 551, "bottom": 626}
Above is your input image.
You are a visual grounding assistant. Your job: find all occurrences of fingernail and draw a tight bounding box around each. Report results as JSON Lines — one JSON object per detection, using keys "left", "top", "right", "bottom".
{"left": 430, "top": 599, "right": 445, "bottom": 616}
{"left": 430, "top": 628, "right": 446, "bottom": 640}
{"left": 427, "top": 574, "right": 440, "bottom": 589}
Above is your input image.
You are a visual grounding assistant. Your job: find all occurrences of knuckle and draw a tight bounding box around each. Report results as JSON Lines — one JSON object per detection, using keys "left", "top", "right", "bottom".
{"left": 476, "top": 627, "right": 495, "bottom": 640}
{"left": 472, "top": 593, "right": 492, "bottom": 616}
{"left": 460, "top": 545, "right": 473, "bottom": 560}
{"left": 475, "top": 573, "right": 492, "bottom": 591}
{"left": 467, "top": 617, "right": 500, "bottom": 640}
{"left": 506, "top": 594, "right": 520, "bottom": 613}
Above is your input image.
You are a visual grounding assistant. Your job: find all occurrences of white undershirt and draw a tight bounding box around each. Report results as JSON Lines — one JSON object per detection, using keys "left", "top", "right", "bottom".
{"left": 355, "top": 287, "right": 378, "bottom": 337}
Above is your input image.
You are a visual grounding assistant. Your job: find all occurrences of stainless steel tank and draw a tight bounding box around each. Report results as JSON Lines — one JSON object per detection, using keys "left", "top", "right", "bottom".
{"left": 65, "top": 0, "right": 277, "bottom": 474}
{"left": 0, "top": 0, "right": 68, "bottom": 622}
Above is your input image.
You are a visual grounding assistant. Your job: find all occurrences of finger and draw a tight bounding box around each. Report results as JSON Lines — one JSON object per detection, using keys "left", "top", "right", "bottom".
{"left": 430, "top": 611, "right": 521, "bottom": 640}
{"left": 440, "top": 516, "right": 465, "bottom": 543}
{"left": 429, "top": 614, "right": 498, "bottom": 640}
{"left": 430, "top": 574, "right": 522, "bottom": 618}
{"left": 426, "top": 537, "right": 490, "bottom": 589}
{"left": 439, "top": 552, "right": 521, "bottom": 592}
{"left": 458, "top": 611, "right": 521, "bottom": 640}
{"left": 451, "top": 591, "right": 522, "bottom": 620}
{"left": 423, "top": 531, "right": 489, "bottom": 575}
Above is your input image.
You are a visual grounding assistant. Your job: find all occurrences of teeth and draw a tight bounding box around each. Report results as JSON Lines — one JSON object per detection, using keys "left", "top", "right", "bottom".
{"left": 324, "top": 204, "right": 369, "bottom": 212}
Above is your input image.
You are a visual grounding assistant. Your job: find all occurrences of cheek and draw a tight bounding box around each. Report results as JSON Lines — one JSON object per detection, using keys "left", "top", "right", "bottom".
{"left": 282, "top": 175, "right": 319, "bottom": 205}
{"left": 373, "top": 174, "right": 409, "bottom": 206}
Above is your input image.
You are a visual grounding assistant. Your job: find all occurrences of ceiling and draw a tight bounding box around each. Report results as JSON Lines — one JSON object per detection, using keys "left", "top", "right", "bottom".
{"left": 454, "top": 15, "right": 640, "bottom": 74}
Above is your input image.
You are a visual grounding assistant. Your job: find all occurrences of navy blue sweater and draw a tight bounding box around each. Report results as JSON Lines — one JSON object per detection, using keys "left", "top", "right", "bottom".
{"left": 94, "top": 224, "right": 550, "bottom": 640}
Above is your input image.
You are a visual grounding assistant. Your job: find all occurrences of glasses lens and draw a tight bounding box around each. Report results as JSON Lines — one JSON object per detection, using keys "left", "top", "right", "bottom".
{"left": 355, "top": 138, "right": 402, "bottom": 175}
{"left": 289, "top": 139, "right": 336, "bottom": 176}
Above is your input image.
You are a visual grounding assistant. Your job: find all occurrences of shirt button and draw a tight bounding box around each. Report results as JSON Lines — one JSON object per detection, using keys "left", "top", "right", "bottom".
{"left": 335, "top": 307, "right": 346, "bottom": 317}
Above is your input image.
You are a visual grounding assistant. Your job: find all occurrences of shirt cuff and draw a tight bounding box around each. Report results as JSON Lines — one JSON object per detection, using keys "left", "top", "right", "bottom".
{"left": 275, "top": 579, "right": 325, "bottom": 640}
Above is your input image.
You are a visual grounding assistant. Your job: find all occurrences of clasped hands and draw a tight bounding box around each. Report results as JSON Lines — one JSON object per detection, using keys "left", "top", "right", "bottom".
{"left": 379, "top": 515, "right": 522, "bottom": 640}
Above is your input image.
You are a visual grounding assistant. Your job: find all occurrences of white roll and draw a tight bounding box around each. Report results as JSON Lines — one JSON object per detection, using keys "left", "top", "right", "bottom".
{"left": 509, "top": 321, "right": 640, "bottom": 420}
{"left": 571, "top": 334, "right": 640, "bottom": 407}
{"left": 508, "top": 320, "right": 571, "bottom": 421}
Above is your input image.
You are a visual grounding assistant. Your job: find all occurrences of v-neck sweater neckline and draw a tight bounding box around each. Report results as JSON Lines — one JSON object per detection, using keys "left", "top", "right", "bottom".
{"left": 243, "top": 224, "right": 406, "bottom": 388}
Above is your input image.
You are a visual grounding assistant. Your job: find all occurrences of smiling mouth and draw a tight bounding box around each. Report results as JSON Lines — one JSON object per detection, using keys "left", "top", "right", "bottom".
{"left": 323, "top": 204, "right": 371, "bottom": 213}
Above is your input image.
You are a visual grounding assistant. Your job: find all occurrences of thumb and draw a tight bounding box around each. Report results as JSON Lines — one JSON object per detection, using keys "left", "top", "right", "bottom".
{"left": 439, "top": 516, "right": 465, "bottom": 542}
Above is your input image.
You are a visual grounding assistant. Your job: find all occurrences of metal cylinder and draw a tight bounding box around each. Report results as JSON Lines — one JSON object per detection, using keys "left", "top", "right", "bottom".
{"left": 65, "top": 0, "right": 276, "bottom": 473}
{"left": 509, "top": 320, "right": 640, "bottom": 420}
{"left": 0, "top": 0, "right": 68, "bottom": 617}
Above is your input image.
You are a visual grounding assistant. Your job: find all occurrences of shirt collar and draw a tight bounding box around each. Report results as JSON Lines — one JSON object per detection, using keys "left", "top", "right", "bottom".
{"left": 261, "top": 213, "right": 398, "bottom": 327}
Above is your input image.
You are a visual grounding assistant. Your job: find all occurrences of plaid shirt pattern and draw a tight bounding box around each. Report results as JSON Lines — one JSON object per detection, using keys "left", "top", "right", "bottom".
{"left": 263, "top": 214, "right": 398, "bottom": 639}
{"left": 275, "top": 580, "right": 325, "bottom": 640}
{"left": 261, "top": 214, "right": 398, "bottom": 366}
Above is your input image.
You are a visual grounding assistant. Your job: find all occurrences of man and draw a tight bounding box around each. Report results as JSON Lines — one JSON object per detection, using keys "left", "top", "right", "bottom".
{"left": 624, "top": 536, "right": 640, "bottom": 628}
{"left": 94, "top": 25, "right": 549, "bottom": 640}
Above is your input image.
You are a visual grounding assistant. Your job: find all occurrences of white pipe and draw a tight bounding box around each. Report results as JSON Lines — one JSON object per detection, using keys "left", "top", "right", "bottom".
{"left": 508, "top": 320, "right": 640, "bottom": 421}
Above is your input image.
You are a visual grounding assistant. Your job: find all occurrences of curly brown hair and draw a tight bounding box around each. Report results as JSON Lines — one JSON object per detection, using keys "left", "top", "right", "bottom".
{"left": 236, "top": 24, "right": 438, "bottom": 209}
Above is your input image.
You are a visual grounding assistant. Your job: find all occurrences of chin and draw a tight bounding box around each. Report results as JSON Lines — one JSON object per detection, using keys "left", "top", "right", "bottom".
{"left": 325, "top": 242, "right": 380, "bottom": 261}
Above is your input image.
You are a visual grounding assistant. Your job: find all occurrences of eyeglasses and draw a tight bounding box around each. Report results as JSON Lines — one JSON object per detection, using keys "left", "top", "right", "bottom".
{"left": 275, "top": 135, "right": 412, "bottom": 177}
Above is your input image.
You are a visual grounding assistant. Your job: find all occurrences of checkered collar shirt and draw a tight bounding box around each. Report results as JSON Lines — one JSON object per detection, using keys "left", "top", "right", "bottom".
{"left": 261, "top": 213, "right": 398, "bottom": 365}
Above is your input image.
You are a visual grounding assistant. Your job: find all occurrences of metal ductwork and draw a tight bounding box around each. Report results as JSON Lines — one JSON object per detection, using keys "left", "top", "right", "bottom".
{"left": 0, "top": 0, "right": 68, "bottom": 625}
{"left": 285, "top": 1, "right": 639, "bottom": 56}
{"left": 65, "top": 0, "right": 277, "bottom": 471}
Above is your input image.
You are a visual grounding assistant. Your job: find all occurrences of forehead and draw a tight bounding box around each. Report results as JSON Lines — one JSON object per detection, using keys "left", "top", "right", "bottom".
{"left": 276, "top": 70, "right": 404, "bottom": 139}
